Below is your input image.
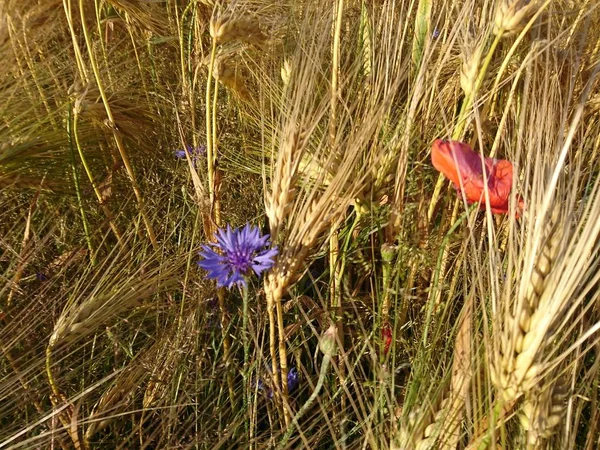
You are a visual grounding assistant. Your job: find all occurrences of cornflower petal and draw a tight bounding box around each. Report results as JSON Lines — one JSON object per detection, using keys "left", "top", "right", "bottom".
{"left": 198, "top": 223, "right": 278, "bottom": 289}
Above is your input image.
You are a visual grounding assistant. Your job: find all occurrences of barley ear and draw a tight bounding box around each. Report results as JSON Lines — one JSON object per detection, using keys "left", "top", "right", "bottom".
{"left": 460, "top": 41, "right": 484, "bottom": 98}
{"left": 213, "top": 56, "right": 250, "bottom": 100}
{"left": 493, "top": 0, "right": 541, "bottom": 35}
{"left": 492, "top": 211, "right": 562, "bottom": 402}
{"left": 210, "top": 13, "right": 267, "bottom": 47}
{"left": 518, "top": 380, "right": 568, "bottom": 449}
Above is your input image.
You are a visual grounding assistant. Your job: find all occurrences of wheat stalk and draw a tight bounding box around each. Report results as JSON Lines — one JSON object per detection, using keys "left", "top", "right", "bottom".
{"left": 393, "top": 298, "right": 473, "bottom": 450}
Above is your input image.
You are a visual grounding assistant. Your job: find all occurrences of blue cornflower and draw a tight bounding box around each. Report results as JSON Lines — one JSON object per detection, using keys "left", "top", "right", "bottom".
{"left": 287, "top": 367, "right": 300, "bottom": 392}
{"left": 256, "top": 366, "right": 300, "bottom": 399}
{"left": 36, "top": 272, "right": 48, "bottom": 282}
{"left": 175, "top": 144, "right": 206, "bottom": 160}
{"left": 198, "top": 224, "right": 278, "bottom": 289}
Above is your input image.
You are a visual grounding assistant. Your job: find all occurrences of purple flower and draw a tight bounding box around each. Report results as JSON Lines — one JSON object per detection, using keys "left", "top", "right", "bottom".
{"left": 257, "top": 366, "right": 300, "bottom": 399}
{"left": 175, "top": 144, "right": 207, "bottom": 160}
{"left": 36, "top": 272, "right": 48, "bottom": 282}
{"left": 287, "top": 367, "right": 299, "bottom": 392}
{"left": 198, "top": 224, "right": 278, "bottom": 289}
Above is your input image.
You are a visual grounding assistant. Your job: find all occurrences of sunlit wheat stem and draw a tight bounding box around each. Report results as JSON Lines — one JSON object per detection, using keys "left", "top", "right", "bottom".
{"left": 266, "top": 279, "right": 285, "bottom": 423}
{"left": 45, "top": 342, "right": 85, "bottom": 449}
{"left": 77, "top": 0, "right": 158, "bottom": 249}
{"left": 72, "top": 103, "right": 126, "bottom": 249}
{"left": 206, "top": 37, "right": 217, "bottom": 229}
{"left": 62, "top": 0, "right": 89, "bottom": 82}
{"left": 67, "top": 103, "right": 95, "bottom": 265}
{"left": 275, "top": 285, "right": 290, "bottom": 426}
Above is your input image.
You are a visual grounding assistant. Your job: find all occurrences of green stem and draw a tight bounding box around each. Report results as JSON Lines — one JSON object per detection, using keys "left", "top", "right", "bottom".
{"left": 278, "top": 355, "right": 331, "bottom": 449}
{"left": 239, "top": 283, "right": 250, "bottom": 439}
{"left": 422, "top": 204, "right": 477, "bottom": 345}
{"left": 67, "top": 103, "right": 95, "bottom": 265}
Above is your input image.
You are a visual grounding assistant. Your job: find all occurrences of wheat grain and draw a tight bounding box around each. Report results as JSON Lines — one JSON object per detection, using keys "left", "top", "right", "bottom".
{"left": 494, "top": 0, "right": 541, "bottom": 35}
{"left": 518, "top": 380, "right": 567, "bottom": 449}
{"left": 492, "top": 211, "right": 562, "bottom": 402}
{"left": 213, "top": 55, "right": 250, "bottom": 99}
{"left": 210, "top": 13, "right": 266, "bottom": 47}
{"left": 460, "top": 40, "right": 485, "bottom": 99}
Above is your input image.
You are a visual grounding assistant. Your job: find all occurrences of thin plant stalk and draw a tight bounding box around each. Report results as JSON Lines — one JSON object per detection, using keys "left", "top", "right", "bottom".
{"left": 67, "top": 103, "right": 96, "bottom": 265}
{"left": 211, "top": 63, "right": 222, "bottom": 227}
{"left": 266, "top": 288, "right": 284, "bottom": 424}
{"left": 279, "top": 354, "right": 332, "bottom": 449}
{"left": 239, "top": 283, "right": 250, "bottom": 440}
{"left": 45, "top": 342, "right": 86, "bottom": 450}
{"left": 77, "top": 0, "right": 158, "bottom": 249}
{"left": 72, "top": 106, "right": 126, "bottom": 248}
{"left": 329, "top": 0, "right": 344, "bottom": 438}
{"left": 275, "top": 290, "right": 290, "bottom": 426}
{"left": 423, "top": 204, "right": 476, "bottom": 345}
{"left": 205, "top": 38, "right": 218, "bottom": 220}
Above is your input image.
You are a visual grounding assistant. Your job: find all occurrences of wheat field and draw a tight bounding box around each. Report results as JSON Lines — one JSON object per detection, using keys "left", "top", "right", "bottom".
{"left": 1, "top": 0, "right": 600, "bottom": 449}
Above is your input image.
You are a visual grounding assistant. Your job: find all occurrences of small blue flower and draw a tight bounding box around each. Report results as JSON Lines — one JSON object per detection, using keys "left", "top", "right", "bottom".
{"left": 256, "top": 366, "right": 300, "bottom": 399}
{"left": 287, "top": 367, "right": 299, "bottom": 393}
{"left": 175, "top": 144, "right": 207, "bottom": 160}
{"left": 432, "top": 28, "right": 440, "bottom": 39}
{"left": 36, "top": 272, "right": 48, "bottom": 282}
{"left": 198, "top": 224, "right": 278, "bottom": 289}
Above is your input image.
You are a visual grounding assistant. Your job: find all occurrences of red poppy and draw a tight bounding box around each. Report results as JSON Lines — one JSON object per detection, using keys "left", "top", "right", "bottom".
{"left": 431, "top": 139, "right": 524, "bottom": 215}
{"left": 382, "top": 323, "right": 392, "bottom": 354}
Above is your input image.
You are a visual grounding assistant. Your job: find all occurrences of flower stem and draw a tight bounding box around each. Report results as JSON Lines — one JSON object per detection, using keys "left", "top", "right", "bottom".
{"left": 278, "top": 354, "right": 332, "bottom": 449}
{"left": 423, "top": 204, "right": 477, "bottom": 345}
{"left": 67, "top": 102, "right": 95, "bottom": 266}
{"left": 240, "top": 283, "right": 250, "bottom": 439}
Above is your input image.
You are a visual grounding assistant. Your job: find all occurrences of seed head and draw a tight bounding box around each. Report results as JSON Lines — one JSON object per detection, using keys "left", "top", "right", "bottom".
{"left": 494, "top": 0, "right": 539, "bottom": 35}
{"left": 319, "top": 324, "right": 338, "bottom": 357}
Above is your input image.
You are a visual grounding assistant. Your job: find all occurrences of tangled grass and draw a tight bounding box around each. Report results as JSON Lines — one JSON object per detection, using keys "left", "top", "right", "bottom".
{"left": 2, "top": 0, "right": 600, "bottom": 449}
